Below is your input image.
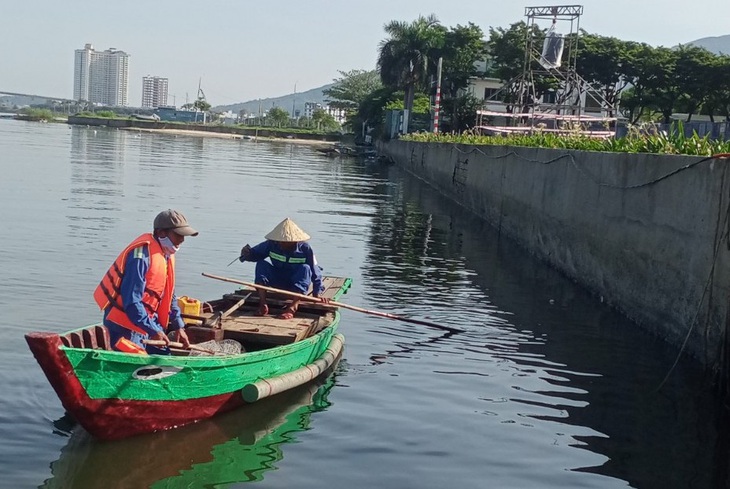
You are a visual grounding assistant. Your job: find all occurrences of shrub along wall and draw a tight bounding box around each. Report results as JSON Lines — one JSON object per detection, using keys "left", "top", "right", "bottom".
{"left": 380, "top": 139, "right": 730, "bottom": 372}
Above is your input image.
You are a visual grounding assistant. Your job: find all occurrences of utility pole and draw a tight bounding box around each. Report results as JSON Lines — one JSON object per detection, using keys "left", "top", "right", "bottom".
{"left": 433, "top": 57, "right": 443, "bottom": 134}
{"left": 292, "top": 81, "right": 297, "bottom": 124}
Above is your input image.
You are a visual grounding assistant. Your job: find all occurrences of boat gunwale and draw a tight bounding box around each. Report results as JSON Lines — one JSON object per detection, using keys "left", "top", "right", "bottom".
{"left": 56, "top": 309, "right": 341, "bottom": 367}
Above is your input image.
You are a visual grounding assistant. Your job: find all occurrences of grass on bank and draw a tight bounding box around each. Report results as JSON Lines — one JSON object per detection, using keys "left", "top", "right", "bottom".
{"left": 403, "top": 123, "right": 730, "bottom": 156}
{"left": 70, "top": 113, "right": 340, "bottom": 137}
{"left": 18, "top": 108, "right": 56, "bottom": 121}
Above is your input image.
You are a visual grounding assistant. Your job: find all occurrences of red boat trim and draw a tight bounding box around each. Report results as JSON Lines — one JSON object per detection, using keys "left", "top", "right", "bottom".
{"left": 26, "top": 332, "right": 246, "bottom": 440}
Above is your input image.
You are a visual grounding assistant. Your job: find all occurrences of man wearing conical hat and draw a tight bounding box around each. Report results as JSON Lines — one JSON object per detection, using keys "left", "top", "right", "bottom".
{"left": 239, "top": 218, "right": 327, "bottom": 319}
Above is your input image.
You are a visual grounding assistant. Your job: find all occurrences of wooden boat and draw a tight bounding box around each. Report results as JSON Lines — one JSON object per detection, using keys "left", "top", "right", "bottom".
{"left": 25, "top": 276, "right": 351, "bottom": 440}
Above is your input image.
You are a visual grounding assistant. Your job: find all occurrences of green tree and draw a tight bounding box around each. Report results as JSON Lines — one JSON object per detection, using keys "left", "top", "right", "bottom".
{"left": 323, "top": 70, "right": 382, "bottom": 112}
{"left": 488, "top": 21, "right": 546, "bottom": 111}
{"left": 440, "top": 93, "right": 483, "bottom": 132}
{"left": 311, "top": 109, "right": 340, "bottom": 132}
{"left": 645, "top": 46, "right": 680, "bottom": 123}
{"left": 193, "top": 98, "right": 211, "bottom": 113}
{"left": 619, "top": 43, "right": 663, "bottom": 123}
{"left": 323, "top": 69, "right": 382, "bottom": 131}
{"left": 385, "top": 94, "right": 431, "bottom": 113}
{"left": 357, "top": 86, "right": 401, "bottom": 138}
{"left": 576, "top": 33, "right": 635, "bottom": 117}
{"left": 674, "top": 45, "right": 716, "bottom": 121}
{"left": 703, "top": 55, "right": 730, "bottom": 121}
{"left": 267, "top": 106, "right": 289, "bottom": 127}
{"left": 439, "top": 23, "right": 487, "bottom": 129}
{"left": 377, "top": 14, "right": 445, "bottom": 121}
{"left": 440, "top": 23, "right": 487, "bottom": 98}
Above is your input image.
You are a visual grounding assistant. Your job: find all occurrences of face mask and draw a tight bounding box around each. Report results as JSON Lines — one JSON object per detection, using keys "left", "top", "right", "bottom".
{"left": 158, "top": 236, "right": 179, "bottom": 255}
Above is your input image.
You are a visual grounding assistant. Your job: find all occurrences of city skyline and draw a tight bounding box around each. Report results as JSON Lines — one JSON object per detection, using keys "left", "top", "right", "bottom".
{"left": 2, "top": 0, "right": 729, "bottom": 107}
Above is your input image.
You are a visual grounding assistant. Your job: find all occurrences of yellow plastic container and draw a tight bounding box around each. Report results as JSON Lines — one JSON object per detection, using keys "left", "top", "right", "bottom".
{"left": 178, "top": 296, "right": 201, "bottom": 324}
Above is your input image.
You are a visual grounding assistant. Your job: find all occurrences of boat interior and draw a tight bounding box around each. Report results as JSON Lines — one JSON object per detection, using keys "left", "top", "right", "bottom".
{"left": 58, "top": 277, "right": 350, "bottom": 355}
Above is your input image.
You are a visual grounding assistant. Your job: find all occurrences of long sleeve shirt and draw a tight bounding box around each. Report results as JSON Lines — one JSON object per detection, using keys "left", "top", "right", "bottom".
{"left": 244, "top": 240, "right": 324, "bottom": 296}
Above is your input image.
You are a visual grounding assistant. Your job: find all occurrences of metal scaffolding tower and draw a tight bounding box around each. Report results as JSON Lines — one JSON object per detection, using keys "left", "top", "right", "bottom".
{"left": 477, "top": 4, "right": 617, "bottom": 137}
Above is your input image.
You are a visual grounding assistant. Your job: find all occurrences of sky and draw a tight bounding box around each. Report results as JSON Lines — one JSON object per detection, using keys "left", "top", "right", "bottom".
{"left": 2, "top": 0, "right": 729, "bottom": 108}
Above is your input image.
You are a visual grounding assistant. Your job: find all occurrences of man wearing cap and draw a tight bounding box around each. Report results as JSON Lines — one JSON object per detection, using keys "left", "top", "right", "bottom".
{"left": 93, "top": 209, "right": 198, "bottom": 354}
{"left": 239, "top": 218, "right": 328, "bottom": 319}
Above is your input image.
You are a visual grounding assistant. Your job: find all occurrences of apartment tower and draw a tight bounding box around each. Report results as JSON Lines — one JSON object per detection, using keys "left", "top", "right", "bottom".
{"left": 141, "top": 76, "right": 169, "bottom": 108}
{"left": 73, "top": 44, "right": 130, "bottom": 107}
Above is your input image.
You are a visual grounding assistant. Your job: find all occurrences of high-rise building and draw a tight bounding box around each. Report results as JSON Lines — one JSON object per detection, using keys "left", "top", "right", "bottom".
{"left": 141, "top": 76, "right": 169, "bottom": 108}
{"left": 73, "top": 44, "right": 93, "bottom": 102}
{"left": 73, "top": 44, "right": 130, "bottom": 107}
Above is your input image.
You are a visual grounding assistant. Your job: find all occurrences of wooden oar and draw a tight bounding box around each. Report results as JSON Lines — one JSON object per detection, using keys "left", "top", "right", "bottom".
{"left": 202, "top": 272, "right": 464, "bottom": 334}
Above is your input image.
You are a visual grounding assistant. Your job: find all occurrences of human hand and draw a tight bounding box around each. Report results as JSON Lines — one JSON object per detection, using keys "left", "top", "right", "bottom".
{"left": 240, "top": 244, "right": 252, "bottom": 261}
{"left": 176, "top": 328, "right": 191, "bottom": 349}
{"left": 318, "top": 297, "right": 331, "bottom": 304}
{"left": 152, "top": 331, "right": 171, "bottom": 346}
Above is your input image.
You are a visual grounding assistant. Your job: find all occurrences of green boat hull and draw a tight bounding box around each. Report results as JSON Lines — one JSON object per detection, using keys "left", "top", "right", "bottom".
{"left": 26, "top": 277, "right": 351, "bottom": 440}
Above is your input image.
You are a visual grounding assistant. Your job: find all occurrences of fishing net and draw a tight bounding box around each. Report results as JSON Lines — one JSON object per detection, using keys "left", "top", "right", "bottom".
{"left": 189, "top": 339, "right": 243, "bottom": 356}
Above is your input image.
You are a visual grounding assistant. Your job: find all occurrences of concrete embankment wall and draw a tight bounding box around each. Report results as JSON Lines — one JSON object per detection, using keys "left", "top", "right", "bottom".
{"left": 380, "top": 140, "right": 730, "bottom": 369}
{"left": 66, "top": 116, "right": 342, "bottom": 142}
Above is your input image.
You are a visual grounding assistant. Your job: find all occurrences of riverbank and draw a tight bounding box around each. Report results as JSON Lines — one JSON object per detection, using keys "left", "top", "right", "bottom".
{"left": 122, "top": 127, "right": 337, "bottom": 146}
{"left": 66, "top": 115, "right": 343, "bottom": 144}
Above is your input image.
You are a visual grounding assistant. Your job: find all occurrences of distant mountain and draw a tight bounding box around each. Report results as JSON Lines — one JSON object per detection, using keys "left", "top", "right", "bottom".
{"left": 688, "top": 34, "right": 730, "bottom": 54}
{"left": 212, "top": 83, "right": 335, "bottom": 116}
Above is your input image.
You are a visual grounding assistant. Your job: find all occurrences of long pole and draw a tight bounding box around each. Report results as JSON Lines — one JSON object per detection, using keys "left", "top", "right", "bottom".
{"left": 143, "top": 339, "right": 216, "bottom": 354}
{"left": 202, "top": 272, "right": 464, "bottom": 334}
{"left": 433, "top": 57, "right": 443, "bottom": 134}
{"left": 292, "top": 81, "right": 297, "bottom": 122}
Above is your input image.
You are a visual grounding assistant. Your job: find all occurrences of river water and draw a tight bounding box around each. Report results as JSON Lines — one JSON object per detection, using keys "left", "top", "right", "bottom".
{"left": 1, "top": 120, "right": 728, "bottom": 488}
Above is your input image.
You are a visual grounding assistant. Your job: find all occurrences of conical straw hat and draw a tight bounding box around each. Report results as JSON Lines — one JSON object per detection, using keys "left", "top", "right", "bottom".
{"left": 265, "top": 218, "right": 311, "bottom": 242}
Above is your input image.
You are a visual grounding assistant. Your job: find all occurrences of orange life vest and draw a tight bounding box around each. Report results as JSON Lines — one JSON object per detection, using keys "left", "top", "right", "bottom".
{"left": 93, "top": 233, "right": 176, "bottom": 335}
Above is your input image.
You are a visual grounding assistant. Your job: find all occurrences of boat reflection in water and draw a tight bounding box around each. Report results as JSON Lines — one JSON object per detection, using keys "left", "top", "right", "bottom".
{"left": 41, "top": 370, "right": 339, "bottom": 488}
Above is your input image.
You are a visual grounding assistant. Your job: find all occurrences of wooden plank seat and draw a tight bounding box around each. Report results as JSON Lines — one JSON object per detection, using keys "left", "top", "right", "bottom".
{"left": 221, "top": 313, "right": 324, "bottom": 346}
{"left": 319, "top": 276, "right": 350, "bottom": 299}
{"left": 184, "top": 294, "right": 332, "bottom": 346}
{"left": 184, "top": 276, "right": 348, "bottom": 347}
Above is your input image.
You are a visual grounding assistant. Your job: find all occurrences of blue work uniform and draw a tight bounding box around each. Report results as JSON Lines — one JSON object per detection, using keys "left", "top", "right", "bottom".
{"left": 104, "top": 245, "right": 185, "bottom": 354}
{"left": 242, "top": 240, "right": 324, "bottom": 295}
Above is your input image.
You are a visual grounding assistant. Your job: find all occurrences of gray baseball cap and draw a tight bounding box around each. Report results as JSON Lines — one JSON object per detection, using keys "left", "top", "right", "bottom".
{"left": 153, "top": 209, "right": 199, "bottom": 236}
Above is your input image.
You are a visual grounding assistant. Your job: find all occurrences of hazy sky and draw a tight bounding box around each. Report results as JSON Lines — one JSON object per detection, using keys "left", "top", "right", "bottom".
{"left": 3, "top": 0, "right": 728, "bottom": 107}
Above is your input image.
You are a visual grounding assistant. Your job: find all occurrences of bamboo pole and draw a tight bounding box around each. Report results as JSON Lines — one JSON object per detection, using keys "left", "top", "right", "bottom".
{"left": 202, "top": 272, "right": 464, "bottom": 334}
{"left": 241, "top": 334, "right": 344, "bottom": 402}
{"left": 143, "top": 339, "right": 217, "bottom": 354}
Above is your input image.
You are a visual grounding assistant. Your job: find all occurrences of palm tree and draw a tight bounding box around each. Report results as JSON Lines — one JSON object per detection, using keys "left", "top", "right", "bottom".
{"left": 377, "top": 14, "right": 445, "bottom": 125}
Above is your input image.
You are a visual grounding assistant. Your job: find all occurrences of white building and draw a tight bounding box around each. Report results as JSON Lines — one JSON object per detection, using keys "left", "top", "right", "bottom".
{"left": 73, "top": 44, "right": 92, "bottom": 102}
{"left": 73, "top": 44, "right": 130, "bottom": 107}
{"left": 141, "top": 76, "right": 169, "bottom": 108}
{"left": 465, "top": 77, "right": 504, "bottom": 108}
{"left": 303, "top": 102, "right": 346, "bottom": 124}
